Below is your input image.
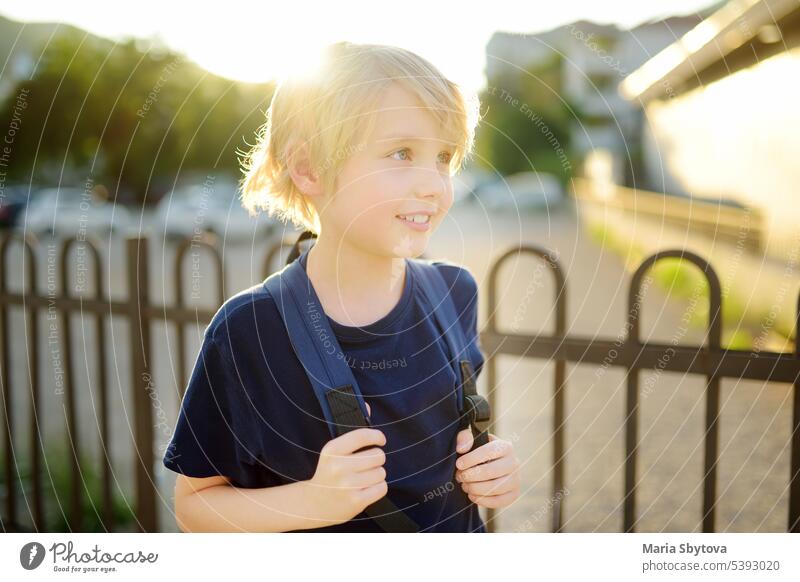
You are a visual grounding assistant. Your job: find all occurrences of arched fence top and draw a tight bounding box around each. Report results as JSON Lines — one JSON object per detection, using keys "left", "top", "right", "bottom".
{"left": 0, "top": 231, "right": 38, "bottom": 294}
{"left": 2, "top": 233, "right": 800, "bottom": 533}
{"left": 626, "top": 249, "right": 722, "bottom": 349}
{"left": 173, "top": 233, "right": 225, "bottom": 307}
{"left": 58, "top": 235, "right": 103, "bottom": 300}
{"left": 262, "top": 236, "right": 298, "bottom": 280}
{"left": 796, "top": 291, "right": 800, "bottom": 358}
{"left": 486, "top": 245, "right": 566, "bottom": 336}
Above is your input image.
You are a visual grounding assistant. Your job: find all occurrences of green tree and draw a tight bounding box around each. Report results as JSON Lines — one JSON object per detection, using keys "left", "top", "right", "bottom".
{"left": 0, "top": 29, "right": 273, "bottom": 204}
{"left": 474, "top": 54, "right": 574, "bottom": 180}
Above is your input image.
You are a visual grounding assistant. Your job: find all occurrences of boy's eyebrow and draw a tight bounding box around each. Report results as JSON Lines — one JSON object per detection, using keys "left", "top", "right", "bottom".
{"left": 374, "top": 134, "right": 456, "bottom": 147}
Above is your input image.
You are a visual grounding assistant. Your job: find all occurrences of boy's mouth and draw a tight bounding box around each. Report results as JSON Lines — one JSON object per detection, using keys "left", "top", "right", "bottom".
{"left": 395, "top": 213, "right": 431, "bottom": 224}
{"left": 395, "top": 213, "right": 432, "bottom": 231}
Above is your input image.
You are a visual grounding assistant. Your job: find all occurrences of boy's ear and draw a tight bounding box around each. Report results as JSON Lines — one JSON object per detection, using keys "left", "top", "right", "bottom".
{"left": 286, "top": 140, "right": 323, "bottom": 198}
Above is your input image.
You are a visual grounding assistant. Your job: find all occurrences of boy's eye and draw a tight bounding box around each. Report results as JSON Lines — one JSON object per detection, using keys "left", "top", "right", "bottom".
{"left": 388, "top": 148, "right": 453, "bottom": 165}
{"left": 389, "top": 148, "right": 411, "bottom": 161}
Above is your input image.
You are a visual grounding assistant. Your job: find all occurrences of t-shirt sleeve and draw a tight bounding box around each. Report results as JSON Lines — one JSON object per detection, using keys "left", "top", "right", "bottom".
{"left": 162, "top": 332, "right": 257, "bottom": 484}
{"left": 459, "top": 267, "right": 485, "bottom": 378}
{"left": 434, "top": 262, "right": 485, "bottom": 378}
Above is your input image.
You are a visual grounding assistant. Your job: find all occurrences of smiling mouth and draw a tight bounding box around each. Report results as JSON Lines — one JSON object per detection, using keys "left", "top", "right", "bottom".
{"left": 395, "top": 214, "right": 431, "bottom": 224}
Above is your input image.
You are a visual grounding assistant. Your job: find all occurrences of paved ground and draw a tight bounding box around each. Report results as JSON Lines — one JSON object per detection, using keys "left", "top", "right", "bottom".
{"left": 1, "top": 199, "right": 794, "bottom": 532}
{"left": 432, "top": 200, "right": 793, "bottom": 533}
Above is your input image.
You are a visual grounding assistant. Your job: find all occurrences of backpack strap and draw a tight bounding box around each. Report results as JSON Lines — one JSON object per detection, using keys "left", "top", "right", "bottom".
{"left": 406, "top": 260, "right": 491, "bottom": 451}
{"left": 263, "top": 248, "right": 419, "bottom": 532}
{"left": 263, "top": 253, "right": 368, "bottom": 435}
{"left": 286, "top": 229, "right": 316, "bottom": 264}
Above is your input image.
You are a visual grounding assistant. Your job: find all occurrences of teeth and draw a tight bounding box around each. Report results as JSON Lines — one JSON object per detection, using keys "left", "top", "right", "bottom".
{"left": 397, "top": 214, "right": 430, "bottom": 224}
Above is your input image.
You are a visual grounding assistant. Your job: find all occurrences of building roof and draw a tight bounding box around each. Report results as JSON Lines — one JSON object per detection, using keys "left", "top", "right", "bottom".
{"left": 620, "top": 0, "right": 800, "bottom": 103}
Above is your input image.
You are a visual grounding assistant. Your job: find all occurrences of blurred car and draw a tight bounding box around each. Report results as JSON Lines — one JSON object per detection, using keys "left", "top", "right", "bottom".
{"left": 22, "top": 187, "right": 133, "bottom": 237}
{"left": 0, "top": 186, "right": 30, "bottom": 229}
{"left": 474, "top": 171, "right": 564, "bottom": 210}
{"left": 452, "top": 167, "right": 494, "bottom": 205}
{"left": 152, "top": 178, "right": 278, "bottom": 242}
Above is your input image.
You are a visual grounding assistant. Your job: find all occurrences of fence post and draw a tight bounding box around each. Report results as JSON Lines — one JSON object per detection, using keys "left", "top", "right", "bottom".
{"left": 126, "top": 236, "right": 156, "bottom": 532}
{"left": 790, "top": 292, "right": 800, "bottom": 533}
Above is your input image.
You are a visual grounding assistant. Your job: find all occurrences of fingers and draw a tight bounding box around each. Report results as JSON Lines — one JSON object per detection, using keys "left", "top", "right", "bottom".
{"left": 324, "top": 441, "right": 385, "bottom": 474}
{"left": 349, "top": 446, "right": 386, "bottom": 472}
{"left": 455, "top": 428, "right": 474, "bottom": 453}
{"left": 325, "top": 427, "right": 385, "bottom": 456}
{"left": 359, "top": 480, "right": 389, "bottom": 505}
{"left": 346, "top": 466, "right": 387, "bottom": 488}
{"left": 456, "top": 455, "right": 516, "bottom": 483}
{"left": 455, "top": 434, "right": 511, "bottom": 471}
{"left": 468, "top": 489, "right": 519, "bottom": 509}
{"left": 460, "top": 473, "right": 518, "bottom": 497}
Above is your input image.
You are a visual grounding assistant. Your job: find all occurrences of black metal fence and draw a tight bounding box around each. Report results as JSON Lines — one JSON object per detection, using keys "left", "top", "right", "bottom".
{"left": 480, "top": 246, "right": 800, "bottom": 533}
{"left": 1, "top": 235, "right": 798, "bottom": 532}
{"left": 0, "top": 233, "right": 288, "bottom": 533}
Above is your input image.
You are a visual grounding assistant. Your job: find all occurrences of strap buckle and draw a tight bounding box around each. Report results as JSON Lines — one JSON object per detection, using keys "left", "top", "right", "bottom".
{"left": 458, "top": 359, "right": 491, "bottom": 435}
{"left": 464, "top": 393, "right": 491, "bottom": 430}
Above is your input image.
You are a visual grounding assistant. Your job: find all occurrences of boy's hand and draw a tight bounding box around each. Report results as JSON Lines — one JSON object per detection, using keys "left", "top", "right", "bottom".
{"left": 454, "top": 429, "right": 520, "bottom": 509}
{"left": 306, "top": 402, "right": 388, "bottom": 526}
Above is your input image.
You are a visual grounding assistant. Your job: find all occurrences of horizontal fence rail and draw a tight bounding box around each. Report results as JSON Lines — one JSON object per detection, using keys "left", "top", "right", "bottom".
{"left": 481, "top": 246, "right": 800, "bottom": 533}
{"left": 1, "top": 234, "right": 798, "bottom": 533}
{"left": 0, "top": 232, "right": 294, "bottom": 532}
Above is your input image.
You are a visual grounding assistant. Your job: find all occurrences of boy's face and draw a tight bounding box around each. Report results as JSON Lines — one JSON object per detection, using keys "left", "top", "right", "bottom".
{"left": 319, "top": 83, "right": 455, "bottom": 259}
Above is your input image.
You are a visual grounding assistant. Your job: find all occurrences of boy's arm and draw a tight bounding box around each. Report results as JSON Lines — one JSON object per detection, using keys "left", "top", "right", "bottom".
{"left": 173, "top": 425, "right": 388, "bottom": 532}
{"left": 174, "top": 474, "right": 333, "bottom": 533}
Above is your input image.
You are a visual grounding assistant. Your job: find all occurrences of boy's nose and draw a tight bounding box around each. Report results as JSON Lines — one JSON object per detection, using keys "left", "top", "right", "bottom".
{"left": 412, "top": 170, "right": 449, "bottom": 200}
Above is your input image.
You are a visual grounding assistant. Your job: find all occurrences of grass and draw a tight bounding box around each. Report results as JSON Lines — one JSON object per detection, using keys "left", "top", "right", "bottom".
{"left": 1, "top": 439, "right": 136, "bottom": 532}
{"left": 586, "top": 219, "right": 795, "bottom": 351}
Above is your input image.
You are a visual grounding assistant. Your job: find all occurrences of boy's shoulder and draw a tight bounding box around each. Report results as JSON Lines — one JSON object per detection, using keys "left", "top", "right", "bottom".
{"left": 417, "top": 258, "right": 479, "bottom": 296}
{"left": 204, "top": 280, "right": 278, "bottom": 345}
{"left": 203, "top": 259, "right": 479, "bottom": 344}
{"left": 413, "top": 258, "right": 480, "bottom": 318}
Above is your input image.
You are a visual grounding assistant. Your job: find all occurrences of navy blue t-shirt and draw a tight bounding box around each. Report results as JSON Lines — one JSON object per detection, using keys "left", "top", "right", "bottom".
{"left": 163, "top": 250, "right": 486, "bottom": 532}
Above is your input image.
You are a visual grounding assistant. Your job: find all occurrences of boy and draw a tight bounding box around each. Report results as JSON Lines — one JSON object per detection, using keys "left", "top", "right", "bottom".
{"left": 163, "top": 41, "right": 520, "bottom": 532}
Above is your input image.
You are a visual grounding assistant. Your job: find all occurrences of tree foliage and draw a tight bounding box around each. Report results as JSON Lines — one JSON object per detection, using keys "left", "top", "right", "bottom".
{"left": 474, "top": 54, "right": 575, "bottom": 180}
{"left": 0, "top": 29, "right": 273, "bottom": 204}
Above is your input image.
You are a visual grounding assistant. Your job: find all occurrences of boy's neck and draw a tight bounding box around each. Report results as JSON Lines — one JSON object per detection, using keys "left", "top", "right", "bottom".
{"left": 305, "top": 236, "right": 408, "bottom": 328}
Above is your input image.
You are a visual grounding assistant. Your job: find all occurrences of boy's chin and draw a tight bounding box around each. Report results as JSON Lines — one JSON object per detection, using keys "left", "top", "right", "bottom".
{"left": 394, "top": 249, "right": 426, "bottom": 260}
{"left": 389, "top": 234, "right": 429, "bottom": 259}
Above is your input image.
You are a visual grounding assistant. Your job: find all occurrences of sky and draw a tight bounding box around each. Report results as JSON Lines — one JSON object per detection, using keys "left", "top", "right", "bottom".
{"left": 0, "top": 0, "right": 718, "bottom": 93}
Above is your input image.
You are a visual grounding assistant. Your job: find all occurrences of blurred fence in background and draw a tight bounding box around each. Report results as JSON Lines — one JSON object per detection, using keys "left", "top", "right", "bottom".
{"left": 1, "top": 233, "right": 800, "bottom": 532}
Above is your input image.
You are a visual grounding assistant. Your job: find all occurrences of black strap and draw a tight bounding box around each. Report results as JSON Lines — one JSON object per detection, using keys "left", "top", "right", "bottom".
{"left": 458, "top": 360, "right": 491, "bottom": 449}
{"left": 325, "top": 386, "right": 420, "bottom": 532}
{"left": 292, "top": 231, "right": 492, "bottom": 531}
{"left": 287, "top": 230, "right": 317, "bottom": 265}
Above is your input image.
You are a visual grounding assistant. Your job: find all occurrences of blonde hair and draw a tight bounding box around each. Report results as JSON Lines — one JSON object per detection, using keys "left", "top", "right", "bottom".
{"left": 238, "top": 41, "right": 481, "bottom": 235}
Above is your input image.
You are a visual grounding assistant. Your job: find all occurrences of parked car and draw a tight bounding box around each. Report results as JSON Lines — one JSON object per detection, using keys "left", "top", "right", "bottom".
{"left": 474, "top": 171, "right": 564, "bottom": 210}
{"left": 22, "top": 187, "right": 133, "bottom": 237}
{"left": 152, "top": 178, "right": 278, "bottom": 242}
{"left": 452, "top": 167, "right": 494, "bottom": 205}
{"left": 0, "top": 186, "right": 30, "bottom": 229}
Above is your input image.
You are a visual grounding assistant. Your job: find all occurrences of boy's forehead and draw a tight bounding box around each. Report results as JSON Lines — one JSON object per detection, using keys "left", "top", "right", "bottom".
{"left": 369, "top": 109, "right": 453, "bottom": 146}
{"left": 360, "top": 83, "right": 456, "bottom": 147}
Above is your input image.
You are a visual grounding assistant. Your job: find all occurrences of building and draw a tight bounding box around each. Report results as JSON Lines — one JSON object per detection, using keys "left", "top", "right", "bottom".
{"left": 484, "top": 14, "right": 704, "bottom": 177}
{"left": 620, "top": 0, "right": 800, "bottom": 263}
